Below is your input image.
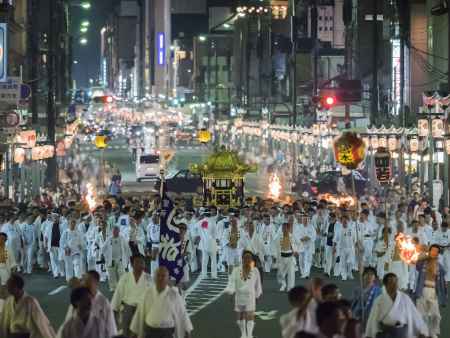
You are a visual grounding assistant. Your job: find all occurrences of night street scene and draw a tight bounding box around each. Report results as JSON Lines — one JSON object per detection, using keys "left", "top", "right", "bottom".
{"left": 0, "top": 1, "right": 450, "bottom": 338}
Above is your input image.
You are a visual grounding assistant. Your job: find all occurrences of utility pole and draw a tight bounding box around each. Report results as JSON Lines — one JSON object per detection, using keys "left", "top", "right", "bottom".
{"left": 312, "top": 0, "right": 319, "bottom": 97}
{"left": 444, "top": 1, "right": 450, "bottom": 206}
{"left": 27, "top": 0, "right": 39, "bottom": 126}
{"left": 46, "top": 0, "right": 57, "bottom": 189}
{"left": 343, "top": 0, "right": 353, "bottom": 128}
{"left": 291, "top": 0, "right": 297, "bottom": 127}
{"left": 371, "top": 0, "right": 379, "bottom": 125}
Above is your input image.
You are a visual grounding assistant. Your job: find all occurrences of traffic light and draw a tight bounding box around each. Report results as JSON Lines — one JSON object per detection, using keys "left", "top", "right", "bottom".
{"left": 92, "top": 96, "right": 114, "bottom": 104}
{"left": 323, "top": 95, "right": 336, "bottom": 109}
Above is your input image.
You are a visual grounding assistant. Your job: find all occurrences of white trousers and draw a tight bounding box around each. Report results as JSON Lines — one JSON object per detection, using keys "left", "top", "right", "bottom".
{"left": 278, "top": 256, "right": 295, "bottom": 290}
{"left": 22, "top": 245, "right": 34, "bottom": 274}
{"left": 298, "top": 251, "right": 313, "bottom": 278}
{"left": 417, "top": 287, "right": 441, "bottom": 338}
{"left": 363, "top": 239, "right": 375, "bottom": 267}
{"left": 443, "top": 249, "right": 450, "bottom": 282}
{"left": 64, "top": 254, "right": 82, "bottom": 281}
{"left": 107, "top": 261, "right": 125, "bottom": 291}
{"left": 49, "top": 247, "right": 64, "bottom": 277}
{"left": 337, "top": 250, "right": 353, "bottom": 280}
{"left": 201, "top": 250, "right": 217, "bottom": 279}
{"left": 0, "top": 265, "right": 10, "bottom": 285}
{"left": 324, "top": 245, "right": 334, "bottom": 275}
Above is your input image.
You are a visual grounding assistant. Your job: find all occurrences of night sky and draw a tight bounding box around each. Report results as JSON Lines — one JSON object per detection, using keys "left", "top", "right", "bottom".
{"left": 71, "top": 0, "right": 114, "bottom": 88}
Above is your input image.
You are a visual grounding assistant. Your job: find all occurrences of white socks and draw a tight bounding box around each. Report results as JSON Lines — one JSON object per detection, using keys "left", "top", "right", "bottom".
{"left": 237, "top": 320, "right": 245, "bottom": 337}
{"left": 246, "top": 320, "right": 255, "bottom": 338}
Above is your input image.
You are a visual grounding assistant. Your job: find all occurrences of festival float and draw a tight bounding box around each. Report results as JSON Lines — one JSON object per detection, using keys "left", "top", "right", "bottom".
{"left": 190, "top": 147, "right": 257, "bottom": 207}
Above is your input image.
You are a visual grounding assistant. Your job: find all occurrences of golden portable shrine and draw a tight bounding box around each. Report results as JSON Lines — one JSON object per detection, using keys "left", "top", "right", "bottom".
{"left": 190, "top": 147, "right": 257, "bottom": 207}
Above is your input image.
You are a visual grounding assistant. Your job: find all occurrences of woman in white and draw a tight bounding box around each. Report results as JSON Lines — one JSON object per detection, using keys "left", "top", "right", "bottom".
{"left": 226, "top": 250, "right": 262, "bottom": 338}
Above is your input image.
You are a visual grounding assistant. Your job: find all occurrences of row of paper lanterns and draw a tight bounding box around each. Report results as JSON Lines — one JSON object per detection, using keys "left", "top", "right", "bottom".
{"left": 14, "top": 145, "right": 55, "bottom": 164}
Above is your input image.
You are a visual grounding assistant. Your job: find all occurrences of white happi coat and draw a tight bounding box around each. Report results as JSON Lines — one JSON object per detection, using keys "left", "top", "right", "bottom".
{"left": 58, "top": 313, "right": 108, "bottom": 338}
{"left": 296, "top": 223, "right": 316, "bottom": 254}
{"left": 130, "top": 285, "right": 193, "bottom": 338}
{"left": 102, "top": 235, "right": 132, "bottom": 268}
{"left": 226, "top": 266, "right": 262, "bottom": 312}
{"left": 259, "top": 223, "right": 276, "bottom": 256}
{"left": 239, "top": 229, "right": 262, "bottom": 257}
{"left": 64, "top": 291, "right": 117, "bottom": 338}
{"left": 121, "top": 225, "right": 146, "bottom": 254}
{"left": 197, "top": 217, "right": 219, "bottom": 253}
{"left": 60, "top": 229, "right": 85, "bottom": 256}
{"left": 0, "top": 293, "right": 56, "bottom": 338}
{"left": 365, "top": 290, "right": 428, "bottom": 338}
{"left": 111, "top": 271, "right": 153, "bottom": 310}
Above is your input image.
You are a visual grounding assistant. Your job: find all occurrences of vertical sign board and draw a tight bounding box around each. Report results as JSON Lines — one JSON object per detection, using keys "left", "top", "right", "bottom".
{"left": 0, "top": 23, "right": 7, "bottom": 82}
{"left": 157, "top": 32, "right": 165, "bottom": 66}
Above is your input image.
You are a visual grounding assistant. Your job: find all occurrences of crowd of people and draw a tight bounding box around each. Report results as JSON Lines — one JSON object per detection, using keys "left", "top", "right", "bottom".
{"left": 0, "top": 188, "right": 447, "bottom": 338}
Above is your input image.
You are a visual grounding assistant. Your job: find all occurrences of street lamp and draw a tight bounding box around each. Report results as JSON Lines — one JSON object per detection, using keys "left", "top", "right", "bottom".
{"left": 81, "top": 20, "right": 90, "bottom": 27}
{"left": 79, "top": 37, "right": 88, "bottom": 45}
{"left": 198, "top": 35, "right": 206, "bottom": 42}
{"left": 80, "top": 2, "right": 91, "bottom": 9}
{"left": 80, "top": 26, "right": 88, "bottom": 33}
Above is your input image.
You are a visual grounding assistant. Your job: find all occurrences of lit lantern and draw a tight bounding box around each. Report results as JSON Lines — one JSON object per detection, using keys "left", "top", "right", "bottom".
{"left": 378, "top": 136, "right": 387, "bottom": 148}
{"left": 418, "top": 119, "right": 429, "bottom": 137}
{"left": 198, "top": 129, "right": 212, "bottom": 143}
{"left": 370, "top": 137, "right": 379, "bottom": 150}
{"left": 333, "top": 132, "right": 366, "bottom": 169}
{"left": 409, "top": 137, "right": 419, "bottom": 152}
{"left": 388, "top": 136, "right": 398, "bottom": 152}
{"left": 95, "top": 135, "right": 108, "bottom": 149}
{"left": 362, "top": 137, "right": 370, "bottom": 148}
{"left": 445, "top": 139, "right": 450, "bottom": 155}
{"left": 14, "top": 148, "right": 25, "bottom": 164}
{"left": 431, "top": 118, "right": 444, "bottom": 138}
{"left": 312, "top": 124, "right": 320, "bottom": 136}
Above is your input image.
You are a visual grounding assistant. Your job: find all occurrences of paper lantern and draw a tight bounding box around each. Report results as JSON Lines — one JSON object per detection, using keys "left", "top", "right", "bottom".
{"left": 432, "top": 118, "right": 444, "bottom": 138}
{"left": 14, "top": 148, "right": 25, "bottom": 164}
{"left": 388, "top": 137, "right": 398, "bottom": 152}
{"left": 445, "top": 139, "right": 450, "bottom": 155}
{"left": 333, "top": 132, "right": 366, "bottom": 169}
{"left": 418, "top": 119, "right": 429, "bottom": 137}
{"left": 312, "top": 124, "right": 320, "bottom": 136}
{"left": 370, "top": 137, "right": 379, "bottom": 150}
{"left": 95, "top": 135, "right": 108, "bottom": 149}
{"left": 409, "top": 137, "right": 419, "bottom": 152}
{"left": 378, "top": 136, "right": 387, "bottom": 148}
{"left": 198, "top": 129, "right": 212, "bottom": 143}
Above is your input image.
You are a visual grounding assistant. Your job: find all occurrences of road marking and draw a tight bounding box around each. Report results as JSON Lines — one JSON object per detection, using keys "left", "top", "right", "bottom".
{"left": 255, "top": 310, "right": 278, "bottom": 321}
{"left": 48, "top": 285, "right": 68, "bottom": 296}
{"left": 185, "top": 272, "right": 228, "bottom": 317}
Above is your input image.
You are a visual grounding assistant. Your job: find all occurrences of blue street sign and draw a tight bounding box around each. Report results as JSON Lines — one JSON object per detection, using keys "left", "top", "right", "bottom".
{"left": 157, "top": 32, "right": 165, "bottom": 66}
{"left": 20, "top": 84, "right": 31, "bottom": 99}
{"left": 0, "top": 23, "right": 7, "bottom": 82}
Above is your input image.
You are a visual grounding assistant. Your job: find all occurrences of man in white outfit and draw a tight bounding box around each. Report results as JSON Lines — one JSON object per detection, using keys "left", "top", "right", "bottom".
{"left": 45, "top": 213, "right": 65, "bottom": 278}
{"left": 297, "top": 214, "right": 316, "bottom": 278}
{"left": 277, "top": 222, "right": 298, "bottom": 292}
{"left": 323, "top": 213, "right": 340, "bottom": 276}
{"left": 198, "top": 210, "right": 219, "bottom": 279}
{"left": 334, "top": 215, "right": 357, "bottom": 280}
{"left": 102, "top": 226, "right": 131, "bottom": 291}
{"left": 60, "top": 218, "right": 85, "bottom": 282}
{"left": 146, "top": 211, "right": 160, "bottom": 276}
{"left": 21, "top": 216, "right": 36, "bottom": 275}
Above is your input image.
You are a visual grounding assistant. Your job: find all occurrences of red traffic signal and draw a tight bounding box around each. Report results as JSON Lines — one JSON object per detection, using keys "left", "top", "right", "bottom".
{"left": 324, "top": 96, "right": 336, "bottom": 107}
{"left": 92, "top": 96, "right": 114, "bottom": 104}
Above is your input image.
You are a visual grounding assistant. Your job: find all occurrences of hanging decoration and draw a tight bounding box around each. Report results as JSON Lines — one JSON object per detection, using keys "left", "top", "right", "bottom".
{"left": 333, "top": 132, "right": 366, "bottom": 169}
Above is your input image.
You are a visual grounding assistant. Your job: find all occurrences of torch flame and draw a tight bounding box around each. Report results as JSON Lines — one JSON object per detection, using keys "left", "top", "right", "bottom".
{"left": 268, "top": 173, "right": 282, "bottom": 200}
{"left": 396, "top": 233, "right": 420, "bottom": 264}
{"left": 85, "top": 183, "right": 97, "bottom": 211}
{"left": 318, "top": 193, "right": 356, "bottom": 207}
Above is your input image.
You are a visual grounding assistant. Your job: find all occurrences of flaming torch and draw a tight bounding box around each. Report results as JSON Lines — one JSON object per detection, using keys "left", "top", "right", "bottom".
{"left": 396, "top": 233, "right": 421, "bottom": 265}
{"left": 85, "top": 183, "right": 97, "bottom": 211}
{"left": 268, "top": 173, "right": 282, "bottom": 200}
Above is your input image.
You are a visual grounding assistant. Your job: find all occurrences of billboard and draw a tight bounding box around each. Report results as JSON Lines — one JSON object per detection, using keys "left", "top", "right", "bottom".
{"left": 0, "top": 23, "right": 7, "bottom": 82}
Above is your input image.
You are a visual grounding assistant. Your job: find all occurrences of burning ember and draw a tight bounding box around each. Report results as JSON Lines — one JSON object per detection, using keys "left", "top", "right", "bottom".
{"left": 85, "top": 183, "right": 97, "bottom": 211}
{"left": 268, "top": 173, "right": 282, "bottom": 200}
{"left": 318, "top": 193, "right": 356, "bottom": 207}
{"left": 396, "top": 233, "right": 421, "bottom": 264}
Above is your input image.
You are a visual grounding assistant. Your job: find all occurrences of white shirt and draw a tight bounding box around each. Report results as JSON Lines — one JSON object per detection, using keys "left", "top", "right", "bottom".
{"left": 111, "top": 238, "right": 121, "bottom": 261}
{"left": 145, "top": 287, "right": 174, "bottom": 328}
{"left": 111, "top": 271, "right": 152, "bottom": 308}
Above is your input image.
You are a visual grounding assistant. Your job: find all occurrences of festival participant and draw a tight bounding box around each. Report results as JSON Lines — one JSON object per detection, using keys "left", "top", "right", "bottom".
{"left": 61, "top": 218, "right": 85, "bottom": 282}
{"left": 276, "top": 222, "right": 299, "bottom": 292}
{"left": 334, "top": 214, "right": 356, "bottom": 281}
{"left": 0, "top": 232, "right": 16, "bottom": 286}
{"left": 45, "top": 213, "right": 65, "bottom": 279}
{"left": 111, "top": 254, "right": 151, "bottom": 337}
{"left": 20, "top": 215, "right": 35, "bottom": 275}
{"left": 102, "top": 225, "right": 132, "bottom": 291}
{"left": 310, "top": 204, "right": 329, "bottom": 269}
{"left": 433, "top": 221, "right": 450, "bottom": 281}
{"left": 123, "top": 216, "right": 146, "bottom": 256}
{"left": 146, "top": 211, "right": 161, "bottom": 276}
{"left": 297, "top": 214, "right": 316, "bottom": 278}
{"left": 130, "top": 266, "right": 193, "bottom": 338}
{"left": 323, "top": 213, "right": 340, "bottom": 277}
{"left": 365, "top": 273, "right": 428, "bottom": 338}
{"left": 0, "top": 273, "right": 56, "bottom": 338}
{"left": 260, "top": 214, "right": 276, "bottom": 273}
{"left": 312, "top": 301, "right": 347, "bottom": 338}
{"left": 117, "top": 207, "right": 130, "bottom": 228}
{"left": 222, "top": 215, "right": 242, "bottom": 274}
{"left": 2, "top": 214, "right": 22, "bottom": 273}
{"left": 182, "top": 209, "right": 199, "bottom": 273}
{"left": 198, "top": 209, "right": 219, "bottom": 279}
{"left": 58, "top": 286, "right": 112, "bottom": 338}
{"left": 373, "top": 213, "right": 395, "bottom": 279}
{"left": 91, "top": 218, "right": 109, "bottom": 281}
{"left": 415, "top": 245, "right": 447, "bottom": 338}
{"left": 226, "top": 250, "right": 262, "bottom": 338}
{"left": 417, "top": 214, "right": 432, "bottom": 245}
{"left": 240, "top": 221, "right": 262, "bottom": 261}
{"left": 37, "top": 210, "right": 52, "bottom": 270}
{"left": 76, "top": 214, "right": 94, "bottom": 275}
{"left": 358, "top": 209, "right": 377, "bottom": 267}
{"left": 350, "top": 267, "right": 382, "bottom": 326}
{"left": 63, "top": 270, "right": 117, "bottom": 337}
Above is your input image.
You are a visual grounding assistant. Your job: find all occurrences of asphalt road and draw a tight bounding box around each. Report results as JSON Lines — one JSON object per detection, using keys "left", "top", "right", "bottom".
{"left": 23, "top": 266, "right": 450, "bottom": 338}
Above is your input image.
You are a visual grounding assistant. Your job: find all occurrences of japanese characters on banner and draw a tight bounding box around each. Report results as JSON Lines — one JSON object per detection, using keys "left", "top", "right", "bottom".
{"left": 16, "top": 130, "right": 36, "bottom": 148}
{"left": 31, "top": 145, "right": 54, "bottom": 161}
{"left": 374, "top": 148, "right": 392, "bottom": 185}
